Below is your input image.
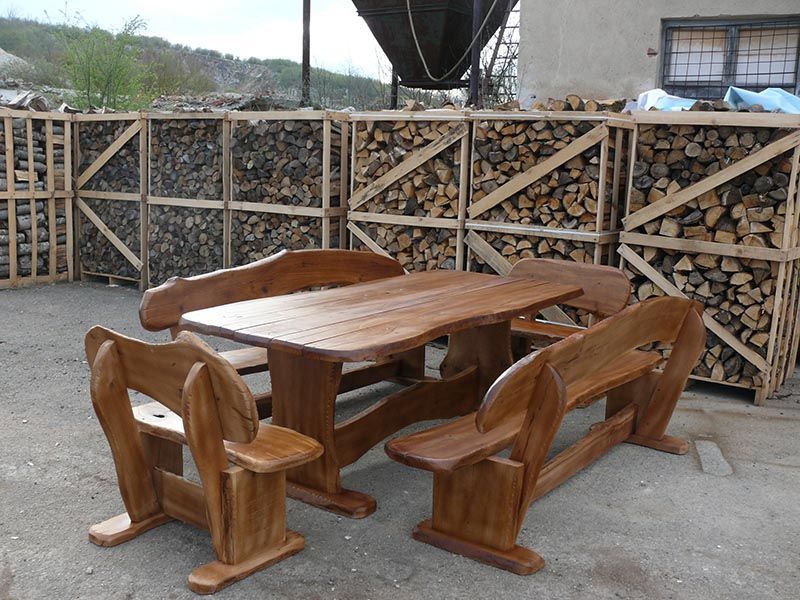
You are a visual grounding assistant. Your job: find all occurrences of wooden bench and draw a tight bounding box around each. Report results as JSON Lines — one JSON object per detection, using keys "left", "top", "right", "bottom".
{"left": 385, "top": 296, "right": 705, "bottom": 575}
{"left": 139, "top": 249, "right": 408, "bottom": 415}
{"left": 509, "top": 258, "right": 631, "bottom": 356}
{"left": 85, "top": 326, "right": 323, "bottom": 594}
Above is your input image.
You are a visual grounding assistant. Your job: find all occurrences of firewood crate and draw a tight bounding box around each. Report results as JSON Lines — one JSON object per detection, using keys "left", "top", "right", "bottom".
{"left": 347, "top": 110, "right": 470, "bottom": 271}
{"left": 1, "top": 108, "right": 73, "bottom": 288}
{"left": 75, "top": 113, "right": 145, "bottom": 285}
{"left": 466, "top": 111, "right": 633, "bottom": 234}
{"left": 227, "top": 111, "right": 348, "bottom": 262}
{"left": 620, "top": 111, "right": 800, "bottom": 403}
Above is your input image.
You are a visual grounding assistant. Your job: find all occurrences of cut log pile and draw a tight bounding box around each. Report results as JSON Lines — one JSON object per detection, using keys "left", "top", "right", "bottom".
{"left": 78, "top": 120, "right": 139, "bottom": 192}
{"left": 150, "top": 119, "right": 222, "bottom": 199}
{"left": 351, "top": 222, "right": 459, "bottom": 272}
{"left": 0, "top": 200, "right": 67, "bottom": 278}
{"left": 627, "top": 124, "right": 795, "bottom": 247}
{"left": 231, "top": 212, "right": 334, "bottom": 266}
{"left": 80, "top": 199, "right": 140, "bottom": 278}
{"left": 148, "top": 206, "right": 223, "bottom": 284}
{"left": 621, "top": 244, "right": 778, "bottom": 388}
{"left": 351, "top": 119, "right": 463, "bottom": 217}
{"left": 471, "top": 118, "right": 617, "bottom": 231}
{"left": 0, "top": 118, "right": 50, "bottom": 192}
{"left": 232, "top": 119, "right": 341, "bottom": 206}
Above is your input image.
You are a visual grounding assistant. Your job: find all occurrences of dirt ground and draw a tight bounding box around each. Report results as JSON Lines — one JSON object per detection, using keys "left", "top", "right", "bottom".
{"left": 1, "top": 281, "right": 799, "bottom": 599}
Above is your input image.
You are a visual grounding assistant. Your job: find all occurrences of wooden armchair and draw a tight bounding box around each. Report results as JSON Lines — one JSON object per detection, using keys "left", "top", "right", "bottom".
{"left": 139, "top": 249, "right": 408, "bottom": 415}
{"left": 509, "top": 258, "right": 631, "bottom": 355}
{"left": 85, "top": 326, "right": 323, "bottom": 594}
{"left": 386, "top": 297, "right": 704, "bottom": 575}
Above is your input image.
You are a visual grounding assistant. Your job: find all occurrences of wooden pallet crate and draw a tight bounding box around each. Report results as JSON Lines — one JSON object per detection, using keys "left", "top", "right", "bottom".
{"left": 347, "top": 110, "right": 470, "bottom": 270}
{"left": 466, "top": 111, "right": 633, "bottom": 234}
{"left": 464, "top": 222, "right": 618, "bottom": 326}
{"left": 74, "top": 113, "right": 146, "bottom": 285}
{"left": 1, "top": 108, "right": 73, "bottom": 288}
{"left": 228, "top": 111, "right": 348, "bottom": 255}
{"left": 620, "top": 111, "right": 800, "bottom": 403}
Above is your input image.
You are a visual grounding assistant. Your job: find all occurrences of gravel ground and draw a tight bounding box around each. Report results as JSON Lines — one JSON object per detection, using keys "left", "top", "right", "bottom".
{"left": 1, "top": 281, "right": 799, "bottom": 600}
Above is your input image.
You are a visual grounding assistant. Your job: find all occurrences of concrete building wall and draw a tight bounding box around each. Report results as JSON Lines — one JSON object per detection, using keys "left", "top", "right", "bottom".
{"left": 517, "top": 0, "right": 800, "bottom": 103}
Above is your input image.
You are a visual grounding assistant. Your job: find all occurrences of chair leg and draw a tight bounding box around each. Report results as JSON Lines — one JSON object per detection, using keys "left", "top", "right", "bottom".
{"left": 188, "top": 468, "right": 303, "bottom": 595}
{"left": 413, "top": 457, "right": 544, "bottom": 576}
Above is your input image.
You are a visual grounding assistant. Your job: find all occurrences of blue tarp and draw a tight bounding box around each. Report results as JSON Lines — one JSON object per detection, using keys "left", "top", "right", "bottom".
{"left": 633, "top": 87, "right": 800, "bottom": 114}
{"left": 723, "top": 87, "right": 800, "bottom": 114}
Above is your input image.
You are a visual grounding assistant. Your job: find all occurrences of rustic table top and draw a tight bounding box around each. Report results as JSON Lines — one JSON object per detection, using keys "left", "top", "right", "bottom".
{"left": 180, "top": 270, "right": 582, "bottom": 362}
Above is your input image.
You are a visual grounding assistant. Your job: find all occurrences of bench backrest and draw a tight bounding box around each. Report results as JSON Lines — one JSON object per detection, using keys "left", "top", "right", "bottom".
{"left": 476, "top": 296, "right": 705, "bottom": 512}
{"left": 508, "top": 258, "right": 631, "bottom": 318}
{"left": 85, "top": 325, "right": 259, "bottom": 443}
{"left": 139, "top": 249, "right": 406, "bottom": 333}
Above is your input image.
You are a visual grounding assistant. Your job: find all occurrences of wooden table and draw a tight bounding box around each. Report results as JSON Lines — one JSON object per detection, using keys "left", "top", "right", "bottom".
{"left": 180, "top": 270, "right": 581, "bottom": 518}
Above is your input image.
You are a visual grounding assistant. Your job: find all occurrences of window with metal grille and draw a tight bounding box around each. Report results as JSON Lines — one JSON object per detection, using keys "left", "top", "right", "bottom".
{"left": 661, "top": 17, "right": 800, "bottom": 99}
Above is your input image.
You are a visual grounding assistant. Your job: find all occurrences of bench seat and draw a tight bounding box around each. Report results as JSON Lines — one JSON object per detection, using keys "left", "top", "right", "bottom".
{"left": 510, "top": 317, "right": 582, "bottom": 342}
{"left": 133, "top": 401, "right": 322, "bottom": 473}
{"left": 385, "top": 349, "right": 661, "bottom": 473}
{"left": 219, "top": 346, "right": 269, "bottom": 375}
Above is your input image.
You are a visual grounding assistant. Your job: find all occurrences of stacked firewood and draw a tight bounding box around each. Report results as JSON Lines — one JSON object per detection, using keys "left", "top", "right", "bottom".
{"left": 80, "top": 199, "right": 140, "bottom": 278}
{"left": 0, "top": 200, "right": 67, "bottom": 278}
{"left": 472, "top": 119, "right": 614, "bottom": 231}
{"left": 623, "top": 245, "right": 775, "bottom": 387}
{"left": 78, "top": 121, "right": 140, "bottom": 192}
{"left": 231, "top": 119, "right": 341, "bottom": 206}
{"left": 230, "top": 211, "right": 332, "bottom": 266}
{"left": 628, "top": 124, "right": 794, "bottom": 247}
{"left": 352, "top": 120, "right": 462, "bottom": 218}
{"left": 150, "top": 119, "right": 222, "bottom": 199}
{"left": 0, "top": 118, "right": 50, "bottom": 192}
{"left": 352, "top": 223, "right": 458, "bottom": 272}
{"left": 148, "top": 206, "right": 223, "bottom": 284}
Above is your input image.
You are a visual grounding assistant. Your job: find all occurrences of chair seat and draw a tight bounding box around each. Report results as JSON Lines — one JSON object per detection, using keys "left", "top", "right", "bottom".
{"left": 133, "top": 402, "right": 322, "bottom": 473}
{"left": 511, "top": 317, "right": 582, "bottom": 342}
{"left": 220, "top": 347, "right": 269, "bottom": 375}
{"left": 385, "top": 350, "right": 662, "bottom": 473}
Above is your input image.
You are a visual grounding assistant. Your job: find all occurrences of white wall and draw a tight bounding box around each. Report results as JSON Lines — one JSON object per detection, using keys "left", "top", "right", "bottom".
{"left": 517, "top": 0, "right": 800, "bottom": 102}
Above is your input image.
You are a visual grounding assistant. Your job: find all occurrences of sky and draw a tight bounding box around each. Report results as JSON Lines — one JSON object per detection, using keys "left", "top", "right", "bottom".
{"left": 6, "top": 0, "right": 390, "bottom": 79}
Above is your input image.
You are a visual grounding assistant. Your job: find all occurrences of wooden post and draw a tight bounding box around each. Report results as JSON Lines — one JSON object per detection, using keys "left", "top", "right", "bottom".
{"left": 301, "top": 0, "right": 311, "bottom": 106}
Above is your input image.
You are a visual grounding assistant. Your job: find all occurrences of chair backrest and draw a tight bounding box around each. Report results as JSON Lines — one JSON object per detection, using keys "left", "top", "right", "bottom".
{"left": 508, "top": 258, "right": 631, "bottom": 317}
{"left": 139, "top": 249, "right": 406, "bottom": 333}
{"left": 475, "top": 296, "right": 705, "bottom": 517}
{"left": 85, "top": 325, "right": 259, "bottom": 443}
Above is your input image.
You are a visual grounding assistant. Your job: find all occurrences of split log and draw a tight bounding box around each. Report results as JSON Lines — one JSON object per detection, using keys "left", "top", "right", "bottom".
{"left": 231, "top": 211, "right": 334, "bottom": 266}
{"left": 80, "top": 198, "right": 140, "bottom": 279}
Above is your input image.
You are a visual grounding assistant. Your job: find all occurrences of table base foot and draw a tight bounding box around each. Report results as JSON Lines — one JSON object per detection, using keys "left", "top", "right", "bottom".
{"left": 287, "top": 482, "right": 377, "bottom": 519}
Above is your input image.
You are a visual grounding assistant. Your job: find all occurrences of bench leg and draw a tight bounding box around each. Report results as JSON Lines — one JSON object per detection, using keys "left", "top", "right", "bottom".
{"left": 189, "top": 469, "right": 303, "bottom": 595}
{"left": 413, "top": 457, "right": 544, "bottom": 575}
{"left": 607, "top": 374, "right": 689, "bottom": 455}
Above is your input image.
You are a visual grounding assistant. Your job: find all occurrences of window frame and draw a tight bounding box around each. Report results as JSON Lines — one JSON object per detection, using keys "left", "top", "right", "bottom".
{"left": 659, "top": 16, "right": 800, "bottom": 99}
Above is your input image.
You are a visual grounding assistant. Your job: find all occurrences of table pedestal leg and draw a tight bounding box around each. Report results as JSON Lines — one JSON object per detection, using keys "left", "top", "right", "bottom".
{"left": 441, "top": 321, "right": 513, "bottom": 399}
{"left": 268, "top": 348, "right": 376, "bottom": 519}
